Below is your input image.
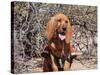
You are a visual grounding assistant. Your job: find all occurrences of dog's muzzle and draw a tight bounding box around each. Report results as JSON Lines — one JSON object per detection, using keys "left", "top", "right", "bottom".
{"left": 59, "top": 32, "right": 65, "bottom": 35}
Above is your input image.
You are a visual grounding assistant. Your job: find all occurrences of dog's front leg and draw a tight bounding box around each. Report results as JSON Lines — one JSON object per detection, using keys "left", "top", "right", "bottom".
{"left": 64, "top": 60, "right": 70, "bottom": 71}
{"left": 50, "top": 54, "right": 58, "bottom": 71}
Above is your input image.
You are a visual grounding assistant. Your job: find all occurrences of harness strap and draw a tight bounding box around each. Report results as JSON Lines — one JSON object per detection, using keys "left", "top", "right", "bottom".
{"left": 58, "top": 58, "right": 63, "bottom": 68}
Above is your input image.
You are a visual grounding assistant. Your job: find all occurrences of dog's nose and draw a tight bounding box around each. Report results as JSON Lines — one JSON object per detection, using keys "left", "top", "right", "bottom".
{"left": 62, "top": 28, "right": 66, "bottom": 31}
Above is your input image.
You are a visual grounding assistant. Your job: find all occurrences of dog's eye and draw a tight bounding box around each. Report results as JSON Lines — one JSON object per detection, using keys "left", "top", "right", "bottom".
{"left": 65, "top": 20, "right": 68, "bottom": 23}
{"left": 57, "top": 19, "right": 61, "bottom": 22}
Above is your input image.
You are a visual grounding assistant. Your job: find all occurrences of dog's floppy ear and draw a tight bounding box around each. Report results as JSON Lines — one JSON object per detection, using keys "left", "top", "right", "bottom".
{"left": 45, "top": 17, "right": 57, "bottom": 41}
{"left": 65, "top": 20, "right": 72, "bottom": 44}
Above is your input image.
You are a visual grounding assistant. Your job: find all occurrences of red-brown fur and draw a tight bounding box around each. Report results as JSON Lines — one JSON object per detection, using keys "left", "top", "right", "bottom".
{"left": 42, "top": 13, "right": 73, "bottom": 72}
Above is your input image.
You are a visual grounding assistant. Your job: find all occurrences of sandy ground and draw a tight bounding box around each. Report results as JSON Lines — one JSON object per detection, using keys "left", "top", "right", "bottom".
{"left": 15, "top": 57, "right": 96, "bottom": 73}
{"left": 31, "top": 58, "right": 96, "bottom": 72}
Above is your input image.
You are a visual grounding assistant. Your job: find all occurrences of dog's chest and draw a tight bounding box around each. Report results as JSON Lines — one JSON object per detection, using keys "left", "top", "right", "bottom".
{"left": 52, "top": 38, "right": 66, "bottom": 50}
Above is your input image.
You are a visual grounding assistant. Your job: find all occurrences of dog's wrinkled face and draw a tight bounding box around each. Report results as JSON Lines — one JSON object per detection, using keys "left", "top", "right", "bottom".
{"left": 54, "top": 14, "right": 69, "bottom": 36}
{"left": 45, "top": 13, "right": 72, "bottom": 43}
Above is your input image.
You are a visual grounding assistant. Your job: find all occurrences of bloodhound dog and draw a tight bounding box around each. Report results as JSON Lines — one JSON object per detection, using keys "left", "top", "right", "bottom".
{"left": 41, "top": 13, "right": 73, "bottom": 72}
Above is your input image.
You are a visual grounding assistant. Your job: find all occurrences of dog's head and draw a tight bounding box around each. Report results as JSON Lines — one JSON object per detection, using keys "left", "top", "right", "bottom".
{"left": 45, "top": 13, "right": 72, "bottom": 43}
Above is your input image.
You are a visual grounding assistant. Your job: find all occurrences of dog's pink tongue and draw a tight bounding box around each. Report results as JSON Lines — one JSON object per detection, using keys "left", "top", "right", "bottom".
{"left": 58, "top": 34, "right": 65, "bottom": 40}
